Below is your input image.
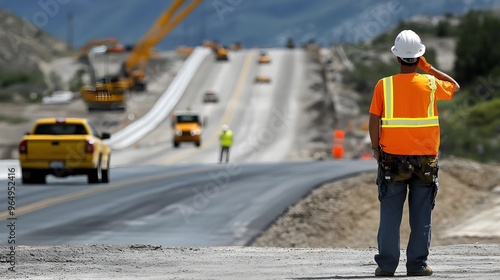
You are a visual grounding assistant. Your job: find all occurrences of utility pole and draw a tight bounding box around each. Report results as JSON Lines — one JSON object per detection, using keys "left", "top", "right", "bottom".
{"left": 200, "top": 1, "right": 206, "bottom": 45}
{"left": 67, "top": 11, "right": 74, "bottom": 51}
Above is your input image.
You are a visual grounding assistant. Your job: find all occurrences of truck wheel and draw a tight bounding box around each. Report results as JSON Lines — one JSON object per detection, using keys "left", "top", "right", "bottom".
{"left": 173, "top": 142, "right": 180, "bottom": 148}
{"left": 22, "top": 170, "right": 46, "bottom": 185}
{"left": 36, "top": 175, "right": 46, "bottom": 184}
{"left": 101, "top": 157, "right": 110, "bottom": 184}
{"left": 22, "top": 169, "right": 33, "bottom": 184}
{"left": 88, "top": 158, "right": 102, "bottom": 184}
{"left": 22, "top": 176, "right": 35, "bottom": 184}
{"left": 195, "top": 141, "right": 201, "bottom": 147}
{"left": 101, "top": 169, "right": 109, "bottom": 183}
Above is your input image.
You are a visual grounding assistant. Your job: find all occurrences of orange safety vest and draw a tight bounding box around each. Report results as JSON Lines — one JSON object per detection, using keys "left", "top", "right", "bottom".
{"left": 379, "top": 74, "right": 440, "bottom": 155}
{"left": 381, "top": 75, "right": 438, "bottom": 128}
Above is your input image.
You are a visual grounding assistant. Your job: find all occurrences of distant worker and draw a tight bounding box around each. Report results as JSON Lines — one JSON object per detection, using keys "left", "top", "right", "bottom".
{"left": 219, "top": 124, "right": 233, "bottom": 163}
{"left": 369, "top": 30, "right": 460, "bottom": 277}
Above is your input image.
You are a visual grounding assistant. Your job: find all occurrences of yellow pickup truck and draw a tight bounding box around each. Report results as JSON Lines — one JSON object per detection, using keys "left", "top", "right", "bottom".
{"left": 19, "top": 118, "right": 111, "bottom": 184}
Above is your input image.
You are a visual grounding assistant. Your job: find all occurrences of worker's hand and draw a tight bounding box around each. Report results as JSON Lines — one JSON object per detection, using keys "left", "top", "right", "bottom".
{"left": 373, "top": 150, "right": 380, "bottom": 161}
{"left": 418, "top": 56, "right": 432, "bottom": 73}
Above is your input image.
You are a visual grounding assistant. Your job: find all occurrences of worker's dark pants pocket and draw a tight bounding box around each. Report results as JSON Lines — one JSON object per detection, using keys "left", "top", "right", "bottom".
{"left": 430, "top": 179, "right": 439, "bottom": 209}
{"left": 377, "top": 179, "right": 407, "bottom": 202}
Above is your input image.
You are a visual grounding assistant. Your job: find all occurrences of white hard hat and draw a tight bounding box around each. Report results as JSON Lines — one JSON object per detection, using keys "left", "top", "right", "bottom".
{"left": 391, "top": 30, "right": 425, "bottom": 58}
{"left": 222, "top": 124, "right": 229, "bottom": 131}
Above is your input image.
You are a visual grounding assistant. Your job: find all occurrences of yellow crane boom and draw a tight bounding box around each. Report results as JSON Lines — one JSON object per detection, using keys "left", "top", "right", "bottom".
{"left": 125, "top": 0, "right": 202, "bottom": 76}
{"left": 81, "top": 0, "right": 203, "bottom": 112}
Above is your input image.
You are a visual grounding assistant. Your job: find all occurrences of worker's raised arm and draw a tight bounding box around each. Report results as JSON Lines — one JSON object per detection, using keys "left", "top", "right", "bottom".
{"left": 418, "top": 56, "right": 460, "bottom": 92}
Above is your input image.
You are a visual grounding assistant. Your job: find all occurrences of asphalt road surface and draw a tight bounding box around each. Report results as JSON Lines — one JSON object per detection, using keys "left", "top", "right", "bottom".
{"left": 0, "top": 160, "right": 374, "bottom": 246}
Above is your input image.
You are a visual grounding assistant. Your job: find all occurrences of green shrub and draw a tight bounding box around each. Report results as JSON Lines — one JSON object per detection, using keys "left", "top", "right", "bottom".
{"left": 69, "top": 68, "right": 86, "bottom": 92}
{"left": 0, "top": 71, "right": 44, "bottom": 87}
{"left": 0, "top": 92, "right": 13, "bottom": 102}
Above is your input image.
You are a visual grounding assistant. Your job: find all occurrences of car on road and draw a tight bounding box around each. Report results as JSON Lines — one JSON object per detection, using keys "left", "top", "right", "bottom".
{"left": 203, "top": 91, "right": 219, "bottom": 103}
{"left": 19, "top": 118, "right": 111, "bottom": 184}
{"left": 255, "top": 75, "right": 271, "bottom": 83}
{"left": 215, "top": 47, "right": 229, "bottom": 61}
{"left": 258, "top": 51, "right": 271, "bottom": 64}
{"left": 171, "top": 111, "right": 202, "bottom": 148}
{"left": 42, "top": 91, "right": 74, "bottom": 104}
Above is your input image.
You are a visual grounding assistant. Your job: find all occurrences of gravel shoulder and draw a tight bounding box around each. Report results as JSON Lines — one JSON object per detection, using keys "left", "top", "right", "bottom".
{"left": 2, "top": 244, "right": 500, "bottom": 279}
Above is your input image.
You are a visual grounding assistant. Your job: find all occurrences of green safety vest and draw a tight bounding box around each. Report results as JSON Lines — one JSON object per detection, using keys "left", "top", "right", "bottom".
{"left": 381, "top": 74, "right": 439, "bottom": 128}
{"left": 220, "top": 130, "right": 233, "bottom": 147}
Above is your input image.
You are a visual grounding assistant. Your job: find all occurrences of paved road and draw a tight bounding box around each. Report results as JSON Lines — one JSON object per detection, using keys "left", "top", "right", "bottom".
{"left": 112, "top": 48, "right": 306, "bottom": 166}
{"left": 0, "top": 160, "right": 375, "bottom": 246}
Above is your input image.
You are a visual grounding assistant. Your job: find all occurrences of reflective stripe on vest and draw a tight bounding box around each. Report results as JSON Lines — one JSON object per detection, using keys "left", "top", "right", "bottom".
{"left": 381, "top": 75, "right": 439, "bottom": 128}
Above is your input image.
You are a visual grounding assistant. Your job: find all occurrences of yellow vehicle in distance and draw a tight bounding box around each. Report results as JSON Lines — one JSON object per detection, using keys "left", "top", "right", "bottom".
{"left": 204, "top": 41, "right": 229, "bottom": 61}
{"left": 19, "top": 118, "right": 111, "bottom": 184}
{"left": 258, "top": 50, "right": 271, "bottom": 64}
{"left": 215, "top": 46, "right": 229, "bottom": 61}
{"left": 171, "top": 111, "right": 202, "bottom": 148}
{"left": 82, "top": 77, "right": 127, "bottom": 112}
{"left": 255, "top": 75, "right": 271, "bottom": 83}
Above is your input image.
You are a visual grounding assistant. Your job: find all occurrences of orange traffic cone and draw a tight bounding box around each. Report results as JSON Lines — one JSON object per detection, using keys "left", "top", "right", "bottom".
{"left": 332, "top": 130, "right": 345, "bottom": 159}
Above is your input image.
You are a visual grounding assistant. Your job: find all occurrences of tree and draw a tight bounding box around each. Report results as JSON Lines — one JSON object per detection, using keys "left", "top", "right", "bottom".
{"left": 454, "top": 11, "right": 500, "bottom": 85}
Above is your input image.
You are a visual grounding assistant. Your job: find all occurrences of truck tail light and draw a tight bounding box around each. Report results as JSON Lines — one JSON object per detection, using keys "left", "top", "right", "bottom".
{"left": 19, "top": 140, "right": 27, "bottom": 154}
{"left": 85, "top": 140, "right": 94, "bottom": 154}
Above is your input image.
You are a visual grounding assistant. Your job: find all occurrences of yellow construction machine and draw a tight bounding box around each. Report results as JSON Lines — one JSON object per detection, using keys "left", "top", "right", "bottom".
{"left": 81, "top": 0, "right": 202, "bottom": 112}
{"left": 203, "top": 40, "right": 230, "bottom": 61}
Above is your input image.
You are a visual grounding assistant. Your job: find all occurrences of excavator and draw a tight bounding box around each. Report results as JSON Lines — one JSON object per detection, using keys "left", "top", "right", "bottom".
{"left": 80, "top": 0, "right": 203, "bottom": 111}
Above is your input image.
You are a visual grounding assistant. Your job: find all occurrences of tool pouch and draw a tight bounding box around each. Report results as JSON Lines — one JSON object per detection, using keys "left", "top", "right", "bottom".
{"left": 409, "top": 156, "right": 439, "bottom": 182}
{"left": 379, "top": 152, "right": 413, "bottom": 182}
{"left": 379, "top": 152, "right": 438, "bottom": 182}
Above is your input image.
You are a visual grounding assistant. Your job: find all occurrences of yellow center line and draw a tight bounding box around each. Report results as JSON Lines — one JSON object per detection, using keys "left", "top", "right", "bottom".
{"left": 162, "top": 50, "right": 256, "bottom": 165}
{"left": 0, "top": 167, "right": 211, "bottom": 221}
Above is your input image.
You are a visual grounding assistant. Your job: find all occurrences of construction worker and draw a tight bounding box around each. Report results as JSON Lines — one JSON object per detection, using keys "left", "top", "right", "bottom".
{"left": 219, "top": 124, "right": 233, "bottom": 163}
{"left": 368, "top": 30, "right": 460, "bottom": 277}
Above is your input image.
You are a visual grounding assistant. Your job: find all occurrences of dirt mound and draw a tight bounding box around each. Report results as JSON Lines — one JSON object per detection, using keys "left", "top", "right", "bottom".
{"left": 252, "top": 158, "right": 500, "bottom": 248}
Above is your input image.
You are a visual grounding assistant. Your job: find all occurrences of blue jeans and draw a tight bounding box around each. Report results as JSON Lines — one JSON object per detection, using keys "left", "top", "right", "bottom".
{"left": 375, "top": 174, "right": 438, "bottom": 273}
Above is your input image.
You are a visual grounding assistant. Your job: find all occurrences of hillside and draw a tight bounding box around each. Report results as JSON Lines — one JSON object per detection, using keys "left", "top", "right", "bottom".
{"left": 0, "top": 9, "right": 68, "bottom": 103}
{"left": 0, "top": 0, "right": 499, "bottom": 49}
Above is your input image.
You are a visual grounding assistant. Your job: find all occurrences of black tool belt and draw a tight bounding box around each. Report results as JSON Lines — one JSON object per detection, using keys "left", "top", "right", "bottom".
{"left": 379, "top": 151, "right": 439, "bottom": 182}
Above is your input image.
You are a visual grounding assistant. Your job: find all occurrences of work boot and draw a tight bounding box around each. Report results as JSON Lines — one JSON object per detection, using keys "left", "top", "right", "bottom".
{"left": 375, "top": 267, "right": 394, "bottom": 277}
{"left": 407, "top": 266, "right": 433, "bottom": 276}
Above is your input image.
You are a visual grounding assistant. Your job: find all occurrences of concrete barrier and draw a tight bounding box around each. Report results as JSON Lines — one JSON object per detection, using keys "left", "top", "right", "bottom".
{"left": 107, "top": 46, "right": 211, "bottom": 149}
